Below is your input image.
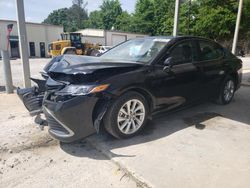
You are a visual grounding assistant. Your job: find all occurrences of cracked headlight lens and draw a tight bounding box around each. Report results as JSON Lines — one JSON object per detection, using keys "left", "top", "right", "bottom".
{"left": 55, "top": 84, "right": 109, "bottom": 96}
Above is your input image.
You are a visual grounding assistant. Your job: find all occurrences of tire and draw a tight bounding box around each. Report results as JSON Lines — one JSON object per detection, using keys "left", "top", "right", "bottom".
{"left": 216, "top": 76, "right": 235, "bottom": 105}
{"left": 103, "top": 91, "right": 149, "bottom": 139}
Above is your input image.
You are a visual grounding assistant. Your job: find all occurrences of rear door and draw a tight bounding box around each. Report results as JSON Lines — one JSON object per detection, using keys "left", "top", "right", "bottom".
{"left": 196, "top": 40, "right": 225, "bottom": 97}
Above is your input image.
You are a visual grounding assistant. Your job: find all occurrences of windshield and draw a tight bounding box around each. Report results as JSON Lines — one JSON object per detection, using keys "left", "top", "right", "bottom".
{"left": 100, "top": 38, "right": 170, "bottom": 63}
{"left": 70, "top": 34, "right": 81, "bottom": 42}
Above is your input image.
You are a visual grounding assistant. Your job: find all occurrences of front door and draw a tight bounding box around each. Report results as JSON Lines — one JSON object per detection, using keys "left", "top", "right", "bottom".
{"left": 40, "top": 42, "right": 46, "bottom": 57}
{"left": 148, "top": 40, "right": 203, "bottom": 110}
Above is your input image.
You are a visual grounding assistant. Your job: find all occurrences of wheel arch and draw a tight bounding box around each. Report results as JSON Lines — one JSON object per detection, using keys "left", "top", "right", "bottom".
{"left": 229, "top": 71, "right": 239, "bottom": 89}
{"left": 91, "top": 86, "right": 155, "bottom": 132}
{"left": 118, "top": 87, "right": 155, "bottom": 115}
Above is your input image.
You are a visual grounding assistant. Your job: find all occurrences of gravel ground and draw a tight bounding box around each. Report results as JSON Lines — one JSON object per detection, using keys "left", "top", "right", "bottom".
{"left": 0, "top": 56, "right": 141, "bottom": 188}
{"left": 0, "top": 94, "right": 139, "bottom": 188}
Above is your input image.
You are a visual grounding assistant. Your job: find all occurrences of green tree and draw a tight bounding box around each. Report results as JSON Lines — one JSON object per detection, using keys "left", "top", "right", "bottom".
{"left": 43, "top": 8, "right": 69, "bottom": 31}
{"left": 86, "top": 10, "right": 104, "bottom": 29}
{"left": 152, "top": 0, "right": 241, "bottom": 40}
{"left": 67, "top": 0, "right": 88, "bottom": 31}
{"left": 42, "top": 0, "right": 88, "bottom": 32}
{"left": 132, "top": 0, "right": 155, "bottom": 34}
{"left": 153, "top": 0, "right": 175, "bottom": 35}
{"left": 240, "top": 0, "right": 250, "bottom": 39}
{"left": 114, "top": 11, "right": 133, "bottom": 32}
{"left": 191, "top": 0, "right": 237, "bottom": 39}
{"left": 42, "top": 0, "right": 250, "bottom": 41}
{"left": 100, "top": 0, "right": 123, "bottom": 30}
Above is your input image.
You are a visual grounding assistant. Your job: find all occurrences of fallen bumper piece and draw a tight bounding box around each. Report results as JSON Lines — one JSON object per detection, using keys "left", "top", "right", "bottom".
{"left": 17, "top": 86, "right": 44, "bottom": 116}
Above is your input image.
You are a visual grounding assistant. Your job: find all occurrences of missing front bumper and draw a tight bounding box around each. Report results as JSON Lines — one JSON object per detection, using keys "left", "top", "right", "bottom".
{"left": 17, "top": 87, "right": 44, "bottom": 116}
{"left": 16, "top": 78, "right": 46, "bottom": 116}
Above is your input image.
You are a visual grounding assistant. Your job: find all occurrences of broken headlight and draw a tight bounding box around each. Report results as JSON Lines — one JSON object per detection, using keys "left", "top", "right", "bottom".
{"left": 55, "top": 84, "right": 109, "bottom": 96}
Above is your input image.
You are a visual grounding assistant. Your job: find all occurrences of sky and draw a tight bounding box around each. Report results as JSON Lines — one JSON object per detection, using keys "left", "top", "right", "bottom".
{"left": 0, "top": 0, "right": 136, "bottom": 23}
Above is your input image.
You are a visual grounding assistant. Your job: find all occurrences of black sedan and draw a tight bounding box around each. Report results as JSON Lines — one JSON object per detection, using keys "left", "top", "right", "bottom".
{"left": 17, "top": 36, "right": 242, "bottom": 142}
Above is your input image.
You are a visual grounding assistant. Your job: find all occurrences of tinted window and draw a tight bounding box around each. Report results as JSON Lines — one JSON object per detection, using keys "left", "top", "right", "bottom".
{"left": 169, "top": 40, "right": 196, "bottom": 64}
{"left": 199, "top": 41, "right": 224, "bottom": 61}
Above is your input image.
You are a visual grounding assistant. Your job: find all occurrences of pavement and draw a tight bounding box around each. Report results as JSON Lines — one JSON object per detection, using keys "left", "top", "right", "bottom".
{"left": 241, "top": 57, "right": 250, "bottom": 86}
{"left": 86, "top": 86, "right": 250, "bottom": 188}
{"left": 0, "top": 57, "right": 250, "bottom": 188}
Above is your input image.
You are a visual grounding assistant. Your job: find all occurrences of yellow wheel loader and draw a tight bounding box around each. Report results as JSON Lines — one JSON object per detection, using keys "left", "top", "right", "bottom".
{"left": 48, "top": 32, "right": 99, "bottom": 57}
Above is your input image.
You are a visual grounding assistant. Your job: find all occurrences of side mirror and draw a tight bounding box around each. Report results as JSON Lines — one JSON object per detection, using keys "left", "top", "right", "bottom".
{"left": 163, "top": 57, "right": 174, "bottom": 72}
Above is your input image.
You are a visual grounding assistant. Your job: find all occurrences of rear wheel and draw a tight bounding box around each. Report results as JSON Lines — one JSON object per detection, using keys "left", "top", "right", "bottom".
{"left": 104, "top": 91, "right": 149, "bottom": 139}
{"left": 216, "top": 76, "right": 235, "bottom": 105}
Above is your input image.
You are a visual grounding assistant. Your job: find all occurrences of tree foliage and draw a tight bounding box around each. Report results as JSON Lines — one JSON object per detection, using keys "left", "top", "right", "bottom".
{"left": 43, "top": 0, "right": 250, "bottom": 40}
{"left": 100, "top": 0, "right": 123, "bottom": 30}
{"left": 43, "top": 0, "right": 88, "bottom": 32}
{"left": 86, "top": 10, "right": 104, "bottom": 29}
{"left": 131, "top": 0, "right": 155, "bottom": 34}
{"left": 114, "top": 11, "right": 133, "bottom": 32}
{"left": 189, "top": 0, "right": 238, "bottom": 39}
{"left": 43, "top": 8, "right": 69, "bottom": 30}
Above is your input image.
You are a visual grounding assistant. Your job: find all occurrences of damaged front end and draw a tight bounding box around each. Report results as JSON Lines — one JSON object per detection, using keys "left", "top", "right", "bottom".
{"left": 41, "top": 77, "right": 112, "bottom": 142}
{"left": 17, "top": 78, "right": 46, "bottom": 116}
{"left": 17, "top": 76, "right": 111, "bottom": 142}
{"left": 16, "top": 56, "right": 60, "bottom": 116}
{"left": 17, "top": 55, "right": 141, "bottom": 142}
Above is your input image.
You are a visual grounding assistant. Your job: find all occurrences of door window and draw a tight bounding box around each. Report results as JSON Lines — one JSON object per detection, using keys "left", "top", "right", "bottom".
{"left": 199, "top": 41, "right": 224, "bottom": 61}
{"left": 169, "top": 41, "right": 195, "bottom": 64}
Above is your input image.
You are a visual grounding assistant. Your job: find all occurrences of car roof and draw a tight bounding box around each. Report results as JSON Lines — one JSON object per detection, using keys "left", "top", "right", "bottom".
{"left": 144, "top": 35, "right": 211, "bottom": 41}
{"left": 143, "top": 35, "right": 219, "bottom": 46}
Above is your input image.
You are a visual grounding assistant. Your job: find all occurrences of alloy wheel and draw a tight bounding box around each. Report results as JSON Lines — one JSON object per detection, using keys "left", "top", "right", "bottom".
{"left": 117, "top": 99, "right": 145, "bottom": 135}
{"left": 223, "top": 80, "right": 235, "bottom": 102}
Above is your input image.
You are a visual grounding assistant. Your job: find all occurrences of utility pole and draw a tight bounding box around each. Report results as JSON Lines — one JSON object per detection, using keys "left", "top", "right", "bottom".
{"left": 1, "top": 50, "right": 14, "bottom": 93}
{"left": 0, "top": 24, "right": 14, "bottom": 94}
{"left": 173, "top": 0, "right": 180, "bottom": 36}
{"left": 15, "top": 0, "right": 31, "bottom": 87}
{"left": 232, "top": 0, "right": 243, "bottom": 55}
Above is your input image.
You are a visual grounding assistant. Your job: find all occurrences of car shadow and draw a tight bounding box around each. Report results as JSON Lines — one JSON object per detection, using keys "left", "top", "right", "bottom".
{"left": 60, "top": 82, "right": 250, "bottom": 160}
{"left": 59, "top": 139, "right": 109, "bottom": 160}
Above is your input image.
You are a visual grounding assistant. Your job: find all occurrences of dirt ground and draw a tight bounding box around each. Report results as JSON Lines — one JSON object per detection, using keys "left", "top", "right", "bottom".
{"left": 0, "top": 94, "right": 139, "bottom": 188}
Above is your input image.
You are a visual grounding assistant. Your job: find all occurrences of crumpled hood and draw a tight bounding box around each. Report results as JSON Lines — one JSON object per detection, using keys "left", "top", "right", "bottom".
{"left": 47, "top": 55, "right": 144, "bottom": 84}
{"left": 48, "top": 55, "right": 143, "bottom": 75}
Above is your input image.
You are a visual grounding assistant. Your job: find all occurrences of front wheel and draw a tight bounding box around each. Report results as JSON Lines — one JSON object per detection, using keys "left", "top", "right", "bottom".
{"left": 216, "top": 76, "right": 235, "bottom": 105}
{"left": 103, "top": 91, "right": 149, "bottom": 139}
